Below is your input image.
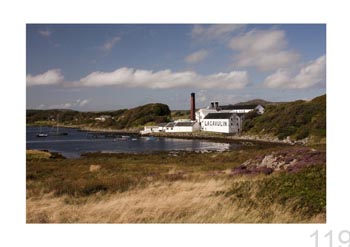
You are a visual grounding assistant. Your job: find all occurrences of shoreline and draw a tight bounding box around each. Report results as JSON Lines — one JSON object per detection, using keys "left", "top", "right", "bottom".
{"left": 27, "top": 123, "right": 308, "bottom": 146}
{"left": 145, "top": 132, "right": 297, "bottom": 146}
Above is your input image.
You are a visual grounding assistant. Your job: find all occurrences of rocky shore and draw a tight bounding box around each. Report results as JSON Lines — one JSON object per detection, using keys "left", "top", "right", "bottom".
{"left": 147, "top": 131, "right": 305, "bottom": 145}
{"left": 28, "top": 123, "right": 318, "bottom": 145}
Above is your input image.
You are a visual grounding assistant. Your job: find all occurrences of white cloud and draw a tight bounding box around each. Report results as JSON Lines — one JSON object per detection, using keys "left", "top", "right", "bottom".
{"left": 26, "top": 69, "right": 64, "bottom": 86}
{"left": 263, "top": 55, "right": 326, "bottom": 89}
{"left": 37, "top": 104, "right": 45, "bottom": 109}
{"left": 229, "top": 29, "right": 300, "bottom": 71}
{"left": 47, "top": 98, "right": 91, "bottom": 109}
{"left": 70, "top": 67, "right": 249, "bottom": 90}
{"left": 101, "top": 36, "right": 121, "bottom": 52}
{"left": 185, "top": 50, "right": 209, "bottom": 63}
{"left": 192, "top": 24, "right": 245, "bottom": 42}
{"left": 78, "top": 99, "right": 90, "bottom": 107}
{"left": 38, "top": 29, "right": 51, "bottom": 37}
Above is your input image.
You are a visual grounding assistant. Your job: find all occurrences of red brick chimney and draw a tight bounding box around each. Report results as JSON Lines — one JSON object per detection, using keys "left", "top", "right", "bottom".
{"left": 190, "top": 92, "right": 195, "bottom": 121}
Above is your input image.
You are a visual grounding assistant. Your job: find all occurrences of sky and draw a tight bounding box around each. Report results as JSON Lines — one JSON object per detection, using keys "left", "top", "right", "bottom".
{"left": 26, "top": 24, "right": 326, "bottom": 111}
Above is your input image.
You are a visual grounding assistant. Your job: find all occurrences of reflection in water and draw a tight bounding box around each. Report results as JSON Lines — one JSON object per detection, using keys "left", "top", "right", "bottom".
{"left": 26, "top": 126, "right": 234, "bottom": 158}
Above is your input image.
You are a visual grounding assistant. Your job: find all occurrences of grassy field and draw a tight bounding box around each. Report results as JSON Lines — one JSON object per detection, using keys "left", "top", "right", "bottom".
{"left": 26, "top": 144, "right": 326, "bottom": 223}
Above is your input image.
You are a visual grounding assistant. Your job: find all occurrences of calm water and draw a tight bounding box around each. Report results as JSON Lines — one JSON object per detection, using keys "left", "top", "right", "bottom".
{"left": 26, "top": 126, "right": 238, "bottom": 158}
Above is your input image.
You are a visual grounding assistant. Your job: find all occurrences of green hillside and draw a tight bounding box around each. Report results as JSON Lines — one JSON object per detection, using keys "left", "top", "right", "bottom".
{"left": 234, "top": 99, "right": 285, "bottom": 106}
{"left": 27, "top": 103, "right": 171, "bottom": 130}
{"left": 243, "top": 95, "right": 326, "bottom": 141}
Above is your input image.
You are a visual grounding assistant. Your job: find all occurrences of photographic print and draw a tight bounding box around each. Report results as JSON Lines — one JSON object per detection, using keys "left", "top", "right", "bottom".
{"left": 26, "top": 24, "right": 326, "bottom": 223}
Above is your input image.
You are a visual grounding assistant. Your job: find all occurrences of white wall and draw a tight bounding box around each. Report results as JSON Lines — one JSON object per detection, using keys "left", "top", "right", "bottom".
{"left": 140, "top": 126, "right": 160, "bottom": 134}
{"left": 165, "top": 126, "right": 193, "bottom": 133}
{"left": 202, "top": 119, "right": 230, "bottom": 133}
{"left": 229, "top": 109, "right": 252, "bottom": 113}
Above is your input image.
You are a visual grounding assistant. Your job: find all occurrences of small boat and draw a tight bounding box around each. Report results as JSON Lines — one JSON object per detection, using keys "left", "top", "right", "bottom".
{"left": 36, "top": 133, "right": 48, "bottom": 137}
{"left": 36, "top": 126, "right": 48, "bottom": 137}
{"left": 131, "top": 138, "right": 138, "bottom": 141}
{"left": 144, "top": 136, "right": 156, "bottom": 141}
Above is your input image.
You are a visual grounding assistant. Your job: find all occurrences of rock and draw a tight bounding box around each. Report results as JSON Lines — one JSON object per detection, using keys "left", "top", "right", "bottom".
{"left": 89, "top": 164, "right": 101, "bottom": 172}
{"left": 260, "top": 154, "right": 277, "bottom": 168}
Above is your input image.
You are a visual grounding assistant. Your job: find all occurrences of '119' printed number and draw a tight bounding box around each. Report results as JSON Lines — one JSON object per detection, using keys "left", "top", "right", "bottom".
{"left": 310, "top": 230, "right": 350, "bottom": 247}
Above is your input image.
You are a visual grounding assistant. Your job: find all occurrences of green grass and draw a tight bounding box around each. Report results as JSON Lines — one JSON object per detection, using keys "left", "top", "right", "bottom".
{"left": 27, "top": 144, "right": 326, "bottom": 221}
{"left": 27, "top": 103, "right": 171, "bottom": 129}
{"left": 243, "top": 94, "right": 326, "bottom": 141}
{"left": 27, "top": 146, "right": 278, "bottom": 197}
{"left": 224, "top": 164, "right": 326, "bottom": 218}
{"left": 26, "top": 150, "right": 52, "bottom": 161}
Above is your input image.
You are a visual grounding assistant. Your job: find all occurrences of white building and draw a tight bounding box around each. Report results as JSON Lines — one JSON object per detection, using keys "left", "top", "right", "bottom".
{"left": 158, "top": 123, "right": 168, "bottom": 132}
{"left": 202, "top": 113, "right": 243, "bottom": 133}
{"left": 140, "top": 126, "right": 160, "bottom": 135}
{"left": 196, "top": 102, "right": 264, "bottom": 128}
{"left": 94, "top": 115, "right": 112, "bottom": 122}
{"left": 164, "top": 121, "right": 198, "bottom": 133}
{"left": 220, "top": 104, "right": 265, "bottom": 114}
{"left": 139, "top": 97, "right": 265, "bottom": 135}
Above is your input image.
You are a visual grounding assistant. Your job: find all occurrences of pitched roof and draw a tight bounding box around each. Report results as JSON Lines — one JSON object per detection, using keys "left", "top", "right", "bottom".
{"left": 165, "top": 122, "right": 175, "bottom": 127}
{"left": 204, "top": 113, "right": 236, "bottom": 119}
{"left": 175, "top": 122, "right": 195, "bottom": 127}
{"left": 219, "top": 104, "right": 261, "bottom": 110}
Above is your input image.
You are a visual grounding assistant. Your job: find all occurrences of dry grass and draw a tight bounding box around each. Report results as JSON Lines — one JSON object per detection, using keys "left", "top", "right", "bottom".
{"left": 26, "top": 146, "right": 326, "bottom": 223}
{"left": 27, "top": 177, "right": 325, "bottom": 223}
{"left": 26, "top": 149, "right": 51, "bottom": 160}
{"left": 89, "top": 164, "right": 101, "bottom": 172}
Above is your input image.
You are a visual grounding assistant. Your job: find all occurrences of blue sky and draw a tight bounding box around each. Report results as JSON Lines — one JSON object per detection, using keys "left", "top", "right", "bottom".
{"left": 26, "top": 24, "right": 326, "bottom": 111}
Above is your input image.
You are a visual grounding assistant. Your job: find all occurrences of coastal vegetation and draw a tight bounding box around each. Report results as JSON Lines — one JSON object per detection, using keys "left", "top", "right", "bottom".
{"left": 27, "top": 144, "right": 326, "bottom": 223}
{"left": 26, "top": 103, "right": 171, "bottom": 130}
{"left": 27, "top": 95, "right": 326, "bottom": 143}
{"left": 26, "top": 95, "right": 327, "bottom": 223}
{"left": 243, "top": 94, "right": 326, "bottom": 141}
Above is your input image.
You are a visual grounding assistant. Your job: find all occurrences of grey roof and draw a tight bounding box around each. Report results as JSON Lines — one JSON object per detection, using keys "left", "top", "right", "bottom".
{"left": 175, "top": 122, "right": 195, "bottom": 127}
{"left": 204, "top": 113, "right": 236, "bottom": 119}
{"left": 158, "top": 123, "right": 168, "bottom": 127}
{"left": 165, "top": 122, "right": 175, "bottom": 127}
{"left": 219, "top": 104, "right": 261, "bottom": 110}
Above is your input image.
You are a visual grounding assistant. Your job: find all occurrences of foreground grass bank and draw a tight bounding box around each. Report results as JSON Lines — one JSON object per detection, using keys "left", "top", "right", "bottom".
{"left": 26, "top": 145, "right": 326, "bottom": 223}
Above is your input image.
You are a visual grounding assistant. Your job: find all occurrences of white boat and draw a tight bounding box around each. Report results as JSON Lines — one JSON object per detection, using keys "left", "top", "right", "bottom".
{"left": 144, "top": 136, "right": 156, "bottom": 141}
{"left": 36, "top": 126, "right": 48, "bottom": 137}
{"left": 36, "top": 133, "right": 48, "bottom": 137}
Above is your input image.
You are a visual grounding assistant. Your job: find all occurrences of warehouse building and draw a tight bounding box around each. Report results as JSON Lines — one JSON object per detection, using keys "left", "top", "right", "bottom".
{"left": 164, "top": 121, "right": 198, "bottom": 133}
{"left": 202, "top": 112, "right": 244, "bottom": 133}
{"left": 196, "top": 101, "right": 264, "bottom": 133}
{"left": 140, "top": 93, "right": 264, "bottom": 135}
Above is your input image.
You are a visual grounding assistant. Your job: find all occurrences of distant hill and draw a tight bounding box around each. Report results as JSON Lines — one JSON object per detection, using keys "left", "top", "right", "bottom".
{"left": 234, "top": 99, "right": 284, "bottom": 106}
{"left": 243, "top": 94, "right": 326, "bottom": 141}
{"left": 26, "top": 103, "right": 171, "bottom": 130}
{"left": 113, "top": 103, "right": 171, "bottom": 129}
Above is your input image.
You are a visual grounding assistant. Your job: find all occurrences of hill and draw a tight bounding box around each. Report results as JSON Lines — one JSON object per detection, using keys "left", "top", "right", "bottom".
{"left": 27, "top": 103, "right": 171, "bottom": 130}
{"left": 243, "top": 94, "right": 326, "bottom": 141}
{"left": 234, "top": 99, "right": 285, "bottom": 106}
